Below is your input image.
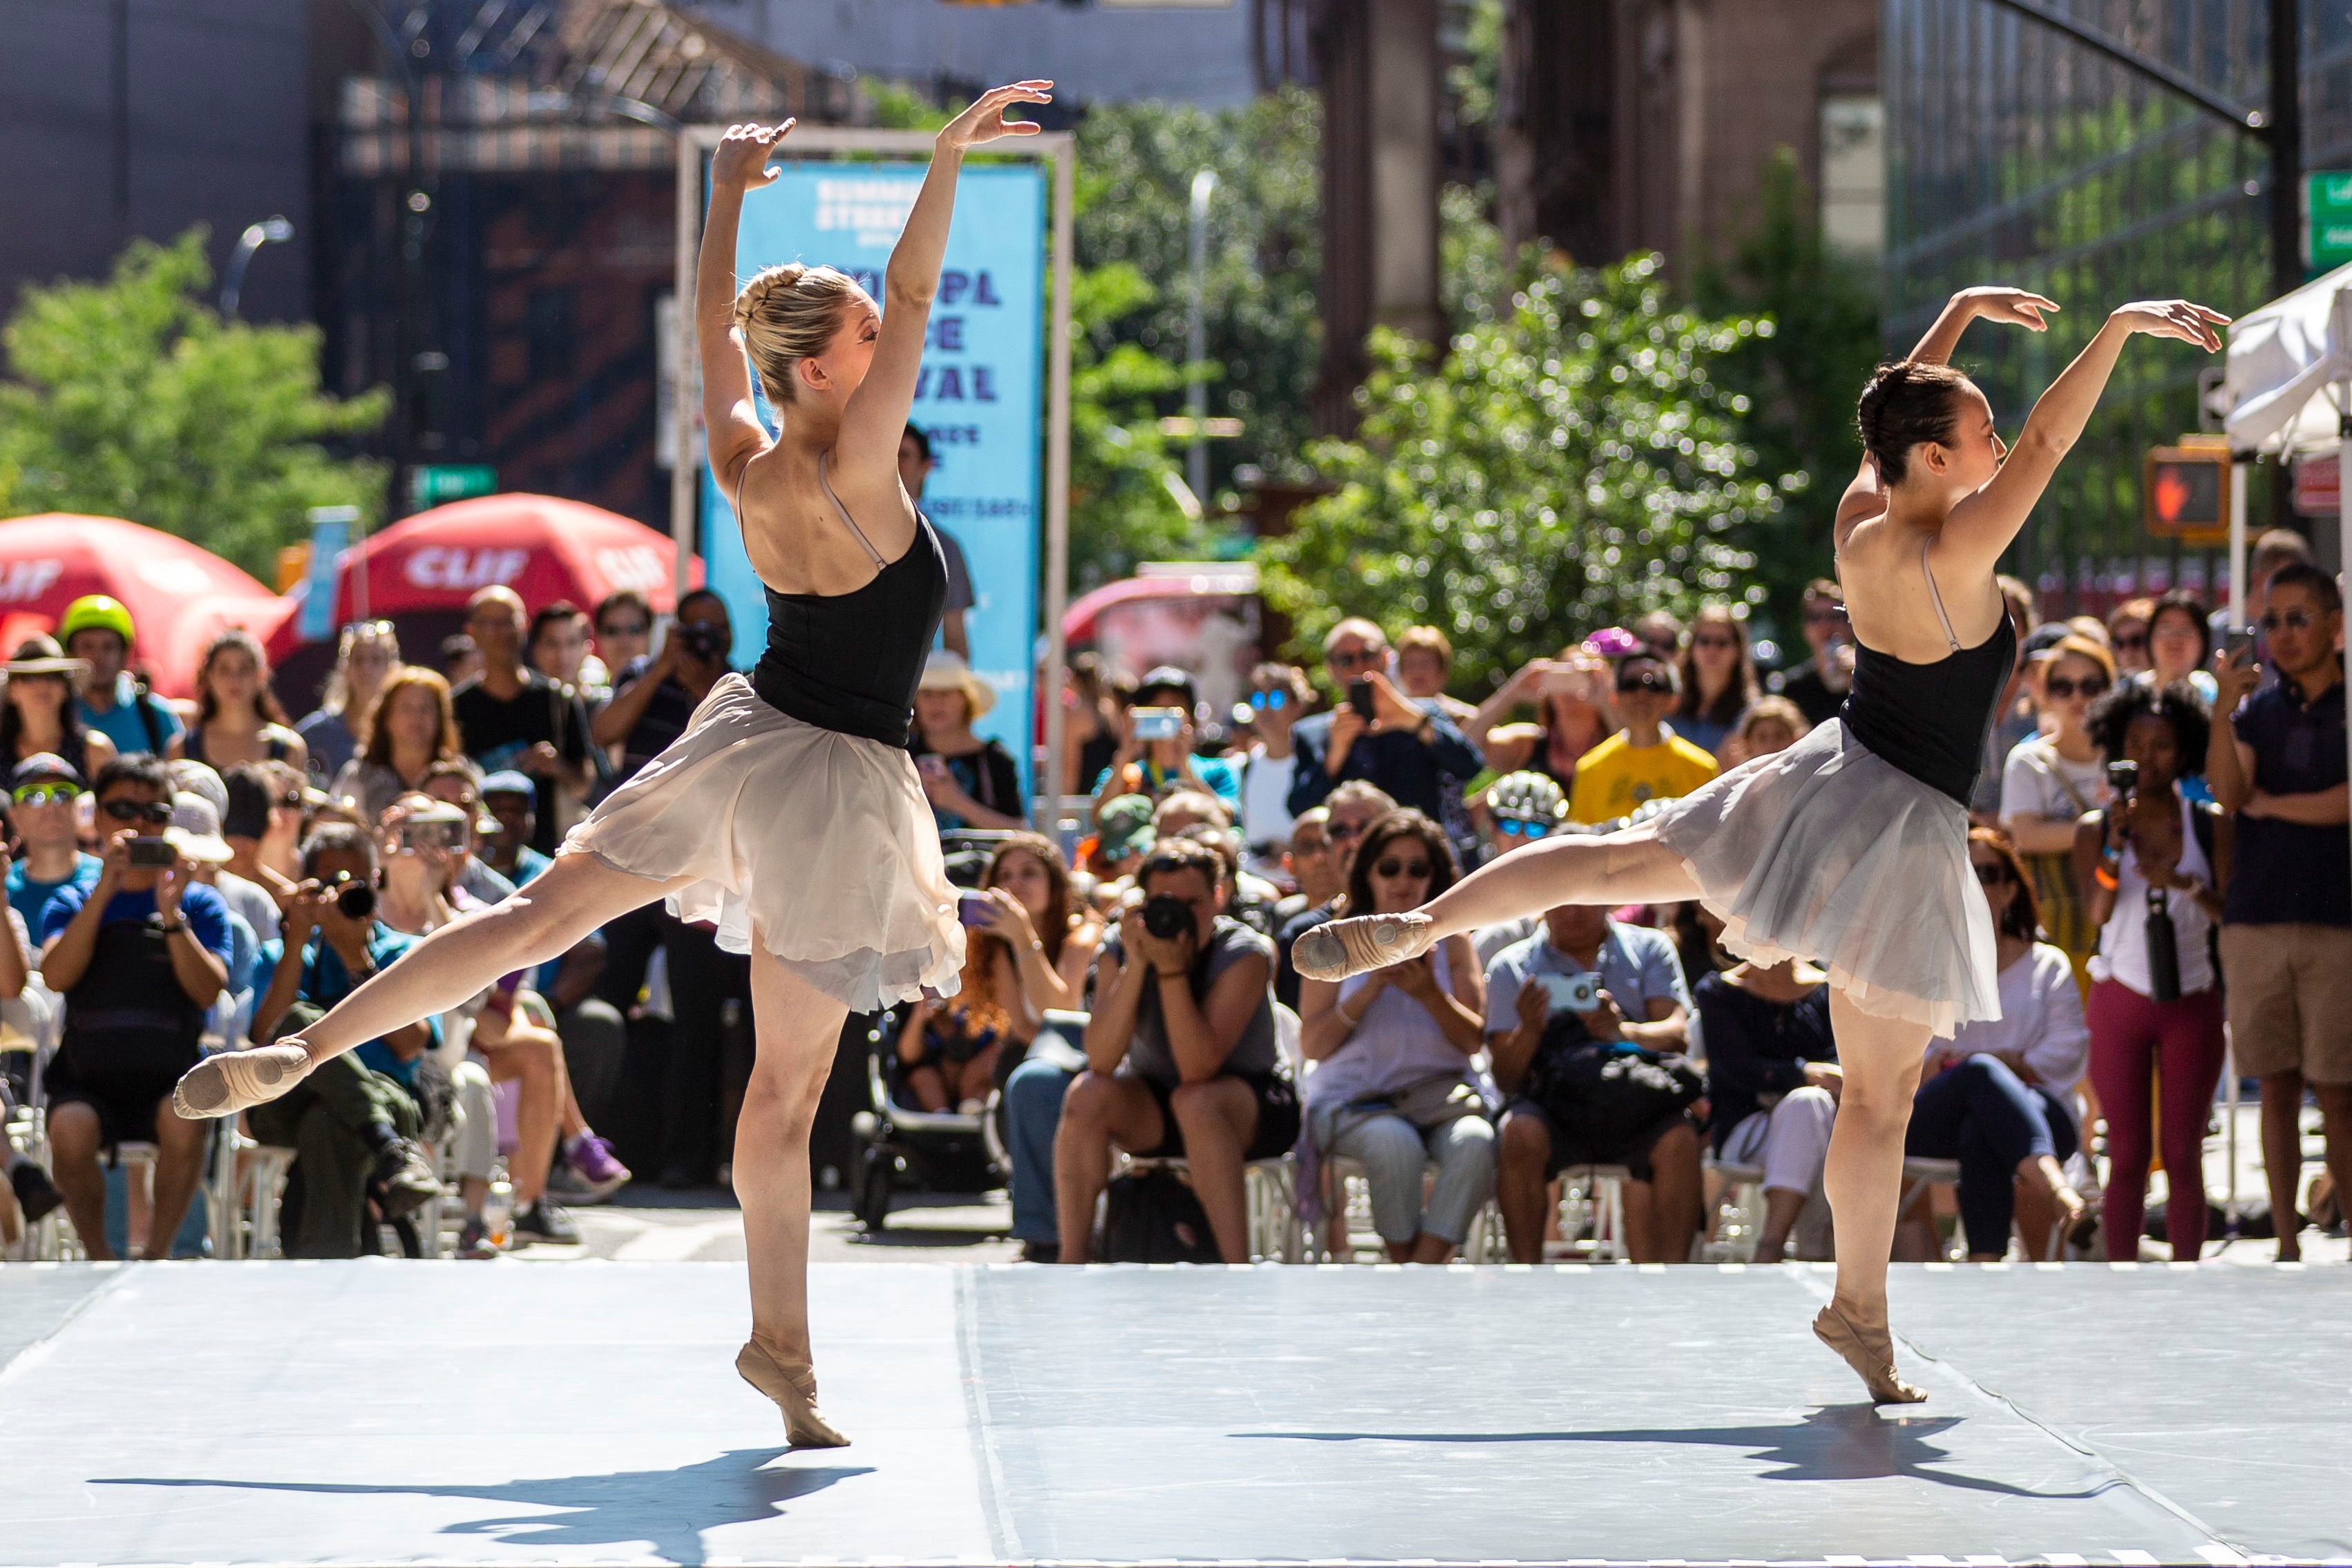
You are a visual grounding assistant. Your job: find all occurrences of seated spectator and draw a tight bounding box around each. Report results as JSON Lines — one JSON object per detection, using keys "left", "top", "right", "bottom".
{"left": 252, "top": 760, "right": 312, "bottom": 883}
{"left": 167, "top": 792, "right": 265, "bottom": 1012}
{"left": 220, "top": 763, "right": 301, "bottom": 906}
{"left": 1083, "top": 794, "right": 1157, "bottom": 889}
{"left": 3, "top": 636, "right": 114, "bottom": 784}
{"left": 1696, "top": 957, "right": 1839, "bottom": 1261}
{"left": 6, "top": 753, "right": 99, "bottom": 933}
{"left": 1474, "top": 645, "right": 1617, "bottom": 789}
{"left": 420, "top": 761, "right": 518, "bottom": 908}
{"left": 333, "top": 666, "right": 471, "bottom": 825}
{"left": 2002, "top": 632, "right": 2115, "bottom": 976}
{"left": 1235, "top": 662, "right": 1310, "bottom": 859}
{"left": 1289, "top": 621, "right": 1482, "bottom": 825}
{"left": 1153, "top": 792, "right": 1279, "bottom": 931}
{"left": 1271, "top": 806, "right": 1343, "bottom": 928}
{"left": 2208, "top": 561, "right": 2351, "bottom": 1263}
{"left": 1906, "top": 830, "right": 2092, "bottom": 1260}
{"left": 1567, "top": 651, "right": 1718, "bottom": 824}
{"left": 1055, "top": 837, "right": 1296, "bottom": 1263}
{"left": 1672, "top": 603, "right": 1758, "bottom": 760}
{"left": 912, "top": 651, "right": 1025, "bottom": 831}
{"left": 1484, "top": 895, "right": 1698, "bottom": 1263}
{"left": 36, "top": 756, "right": 231, "bottom": 1259}
{"left": 1469, "top": 771, "right": 1569, "bottom": 966}
{"left": 1767, "top": 577, "right": 1851, "bottom": 727}
{"left": 1298, "top": 809, "right": 1494, "bottom": 1261}
{"left": 180, "top": 629, "right": 309, "bottom": 776}
{"left": 0, "top": 841, "right": 59, "bottom": 1232}
{"left": 295, "top": 620, "right": 400, "bottom": 786}
{"left": 1272, "top": 781, "right": 1397, "bottom": 1010}
{"left": 2077, "top": 680, "right": 2228, "bottom": 1261}
{"left": 1091, "top": 666, "right": 1238, "bottom": 819}
{"left": 450, "top": 585, "right": 591, "bottom": 857}
{"left": 242, "top": 825, "right": 441, "bottom": 1255}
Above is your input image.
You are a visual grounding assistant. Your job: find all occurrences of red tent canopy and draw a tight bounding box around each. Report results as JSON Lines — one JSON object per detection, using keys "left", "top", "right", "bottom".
{"left": 290, "top": 495, "right": 701, "bottom": 639}
{"left": 0, "top": 515, "right": 293, "bottom": 698}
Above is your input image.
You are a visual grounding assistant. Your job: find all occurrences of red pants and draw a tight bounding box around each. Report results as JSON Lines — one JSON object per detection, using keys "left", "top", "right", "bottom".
{"left": 2085, "top": 979, "right": 2226, "bottom": 1261}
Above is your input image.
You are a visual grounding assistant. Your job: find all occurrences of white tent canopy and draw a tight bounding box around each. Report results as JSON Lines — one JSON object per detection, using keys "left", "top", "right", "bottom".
{"left": 2226, "top": 257, "right": 2352, "bottom": 458}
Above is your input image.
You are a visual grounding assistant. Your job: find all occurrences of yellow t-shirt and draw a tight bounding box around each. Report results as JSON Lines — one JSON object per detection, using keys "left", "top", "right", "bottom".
{"left": 1566, "top": 731, "right": 1720, "bottom": 824}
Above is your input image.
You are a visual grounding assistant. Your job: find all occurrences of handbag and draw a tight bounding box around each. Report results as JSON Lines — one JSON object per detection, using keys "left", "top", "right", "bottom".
{"left": 1524, "top": 1011, "right": 1705, "bottom": 1163}
{"left": 1099, "top": 1167, "right": 1220, "bottom": 1263}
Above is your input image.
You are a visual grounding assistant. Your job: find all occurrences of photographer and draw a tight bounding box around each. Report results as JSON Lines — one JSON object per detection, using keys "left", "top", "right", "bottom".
{"left": 1473, "top": 644, "right": 1617, "bottom": 788}
{"left": 36, "top": 756, "right": 231, "bottom": 1259}
{"left": 1289, "top": 620, "right": 1483, "bottom": 824}
{"left": 1483, "top": 892, "right": 1698, "bottom": 1264}
{"left": 243, "top": 824, "right": 441, "bottom": 1256}
{"left": 1090, "top": 667, "right": 1238, "bottom": 823}
{"left": 1054, "top": 836, "right": 1293, "bottom": 1263}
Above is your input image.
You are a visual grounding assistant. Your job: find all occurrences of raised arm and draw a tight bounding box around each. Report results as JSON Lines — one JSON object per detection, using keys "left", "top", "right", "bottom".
{"left": 830, "top": 82, "right": 1052, "bottom": 488}
{"left": 696, "top": 122, "right": 793, "bottom": 498}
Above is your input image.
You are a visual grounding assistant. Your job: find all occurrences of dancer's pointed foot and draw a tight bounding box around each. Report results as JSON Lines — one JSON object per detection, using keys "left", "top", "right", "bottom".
{"left": 1291, "top": 911, "right": 1435, "bottom": 982}
{"left": 1813, "top": 1304, "right": 1926, "bottom": 1404}
{"left": 172, "top": 1042, "right": 314, "bottom": 1120}
{"left": 737, "top": 1338, "right": 851, "bottom": 1448}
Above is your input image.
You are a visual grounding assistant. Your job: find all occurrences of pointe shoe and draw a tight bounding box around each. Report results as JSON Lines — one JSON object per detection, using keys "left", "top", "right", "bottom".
{"left": 737, "top": 1339, "right": 851, "bottom": 1448}
{"left": 171, "top": 1042, "right": 315, "bottom": 1120}
{"left": 1291, "top": 911, "right": 1435, "bottom": 982}
{"left": 1812, "top": 1304, "right": 1927, "bottom": 1404}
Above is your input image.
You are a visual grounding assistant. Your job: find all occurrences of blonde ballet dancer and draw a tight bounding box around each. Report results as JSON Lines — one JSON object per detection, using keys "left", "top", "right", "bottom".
{"left": 171, "top": 84, "right": 1055, "bottom": 1446}
{"left": 1296, "top": 285, "right": 2226, "bottom": 1402}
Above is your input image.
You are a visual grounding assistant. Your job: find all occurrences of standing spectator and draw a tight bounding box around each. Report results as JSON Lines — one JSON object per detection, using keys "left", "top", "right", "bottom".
{"left": 1060, "top": 653, "right": 1124, "bottom": 801}
{"left": 439, "top": 634, "right": 482, "bottom": 689}
{"left": 59, "top": 595, "right": 182, "bottom": 761}
{"left": 180, "top": 629, "right": 308, "bottom": 776}
{"left": 1672, "top": 603, "right": 1760, "bottom": 759}
{"left": 1907, "top": 830, "right": 2092, "bottom": 1261}
{"left": 2144, "top": 589, "right": 2218, "bottom": 705}
{"left": 1234, "top": 662, "right": 1309, "bottom": 858}
{"left": 2077, "top": 680, "right": 2228, "bottom": 1261}
{"left": 1769, "top": 579, "right": 1852, "bottom": 726}
{"left": 592, "top": 590, "right": 733, "bottom": 782}
{"left": 3, "top": 636, "right": 114, "bottom": 784}
{"left": 295, "top": 620, "right": 400, "bottom": 786}
{"left": 1697, "top": 956, "right": 1839, "bottom": 1261}
{"left": 1288, "top": 620, "right": 1483, "bottom": 823}
{"left": 1394, "top": 627, "right": 1481, "bottom": 732}
{"left": 1729, "top": 696, "right": 1809, "bottom": 767}
{"left": 2208, "top": 561, "right": 2351, "bottom": 1263}
{"left": 2000, "top": 633, "right": 2116, "bottom": 976}
{"left": 1271, "top": 781, "right": 1396, "bottom": 1010}
{"left": 911, "top": 651, "right": 1025, "bottom": 831}
{"left": 901, "top": 424, "right": 976, "bottom": 658}
{"left": 2106, "top": 597, "right": 2154, "bottom": 679}
{"left": 1298, "top": 810, "right": 1495, "bottom": 1262}
{"left": 1566, "top": 652, "right": 1718, "bottom": 824}
{"left": 1055, "top": 837, "right": 1295, "bottom": 1264}
{"left": 331, "top": 667, "right": 468, "bottom": 824}
{"left": 591, "top": 591, "right": 654, "bottom": 683}
{"left": 448, "top": 586, "right": 591, "bottom": 858}
{"left": 37, "top": 756, "right": 231, "bottom": 1259}
{"left": 1469, "top": 770, "right": 1569, "bottom": 966}
{"left": 530, "top": 600, "right": 607, "bottom": 702}
{"left": 219, "top": 764, "right": 300, "bottom": 906}
{"left": 1091, "top": 666, "right": 1237, "bottom": 815}
{"left": 5, "top": 754, "right": 99, "bottom": 932}
{"left": 1474, "top": 646, "right": 1616, "bottom": 788}
{"left": 2215, "top": 527, "right": 2315, "bottom": 656}
{"left": 1483, "top": 897, "right": 1697, "bottom": 1263}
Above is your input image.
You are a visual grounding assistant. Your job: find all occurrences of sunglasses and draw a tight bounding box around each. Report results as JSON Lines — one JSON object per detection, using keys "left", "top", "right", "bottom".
{"left": 10, "top": 782, "right": 79, "bottom": 807}
{"left": 2044, "top": 675, "right": 2109, "bottom": 700}
{"left": 1971, "top": 861, "right": 2012, "bottom": 886}
{"left": 1249, "top": 689, "right": 1289, "bottom": 711}
{"left": 2112, "top": 633, "right": 2148, "bottom": 653}
{"left": 1616, "top": 671, "right": 1672, "bottom": 694}
{"left": 1691, "top": 634, "right": 1739, "bottom": 651}
{"left": 1328, "top": 821, "right": 1367, "bottom": 843}
{"left": 1327, "top": 647, "right": 1383, "bottom": 671}
{"left": 1494, "top": 814, "right": 1553, "bottom": 839}
{"left": 2259, "top": 610, "right": 2320, "bottom": 632}
{"left": 1373, "top": 859, "right": 1434, "bottom": 879}
{"left": 101, "top": 799, "right": 171, "bottom": 825}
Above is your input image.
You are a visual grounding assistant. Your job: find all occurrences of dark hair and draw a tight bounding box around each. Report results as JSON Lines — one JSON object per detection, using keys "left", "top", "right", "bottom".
{"left": 93, "top": 754, "right": 171, "bottom": 799}
{"left": 1968, "top": 827, "right": 2040, "bottom": 942}
{"left": 529, "top": 600, "right": 585, "bottom": 650}
{"left": 2264, "top": 560, "right": 2343, "bottom": 613}
{"left": 594, "top": 588, "right": 652, "bottom": 632}
{"left": 1857, "top": 359, "right": 1973, "bottom": 482}
{"left": 222, "top": 763, "right": 274, "bottom": 840}
{"left": 676, "top": 588, "right": 727, "bottom": 620}
{"left": 301, "top": 821, "right": 378, "bottom": 879}
{"left": 2146, "top": 589, "right": 2211, "bottom": 667}
{"left": 1675, "top": 602, "right": 1759, "bottom": 728}
{"left": 1136, "top": 665, "right": 1197, "bottom": 709}
{"left": 0, "top": 668, "right": 92, "bottom": 776}
{"left": 902, "top": 423, "right": 933, "bottom": 463}
{"left": 193, "top": 628, "right": 289, "bottom": 732}
{"left": 2087, "top": 678, "right": 2210, "bottom": 780}
{"left": 1136, "top": 835, "right": 1227, "bottom": 894}
{"left": 1344, "top": 808, "right": 1459, "bottom": 916}
{"left": 2250, "top": 526, "right": 2314, "bottom": 574}
{"left": 981, "top": 832, "right": 1078, "bottom": 968}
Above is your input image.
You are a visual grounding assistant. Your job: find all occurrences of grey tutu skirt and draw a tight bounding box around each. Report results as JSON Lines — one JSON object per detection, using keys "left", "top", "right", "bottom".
{"left": 559, "top": 673, "right": 964, "bottom": 1014}
{"left": 1651, "top": 718, "right": 1997, "bottom": 1038}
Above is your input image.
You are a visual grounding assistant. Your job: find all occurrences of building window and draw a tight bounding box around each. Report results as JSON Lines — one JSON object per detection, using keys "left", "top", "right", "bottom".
{"left": 1819, "top": 93, "right": 1884, "bottom": 260}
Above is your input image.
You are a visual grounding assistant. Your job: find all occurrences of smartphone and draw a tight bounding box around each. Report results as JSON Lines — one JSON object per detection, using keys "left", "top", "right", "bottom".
{"left": 2222, "top": 628, "right": 2257, "bottom": 665}
{"left": 1533, "top": 971, "right": 1600, "bottom": 1014}
{"left": 126, "top": 836, "right": 176, "bottom": 868}
{"left": 1347, "top": 680, "right": 1376, "bottom": 720}
{"left": 1131, "top": 706, "right": 1185, "bottom": 742}
{"left": 957, "top": 891, "right": 996, "bottom": 928}
{"left": 399, "top": 822, "right": 455, "bottom": 853}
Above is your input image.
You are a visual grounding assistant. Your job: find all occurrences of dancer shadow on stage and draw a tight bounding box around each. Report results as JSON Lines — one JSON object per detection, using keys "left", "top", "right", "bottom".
{"left": 1242, "top": 1404, "right": 2110, "bottom": 1500}
{"left": 100, "top": 1450, "right": 872, "bottom": 1562}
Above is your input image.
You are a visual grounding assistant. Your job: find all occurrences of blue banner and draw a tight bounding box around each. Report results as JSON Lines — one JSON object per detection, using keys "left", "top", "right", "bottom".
{"left": 701, "top": 160, "right": 1045, "bottom": 793}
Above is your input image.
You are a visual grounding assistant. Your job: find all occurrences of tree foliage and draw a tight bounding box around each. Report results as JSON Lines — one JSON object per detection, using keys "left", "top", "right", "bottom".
{"left": 0, "top": 229, "right": 389, "bottom": 578}
{"left": 1264, "top": 252, "right": 1793, "bottom": 695}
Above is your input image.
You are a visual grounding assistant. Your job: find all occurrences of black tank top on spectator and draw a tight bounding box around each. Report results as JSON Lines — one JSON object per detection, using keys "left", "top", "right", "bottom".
{"left": 1838, "top": 537, "right": 2018, "bottom": 807}
{"left": 57, "top": 917, "right": 206, "bottom": 1094}
{"left": 184, "top": 727, "right": 290, "bottom": 769}
{"left": 747, "top": 454, "right": 947, "bottom": 748}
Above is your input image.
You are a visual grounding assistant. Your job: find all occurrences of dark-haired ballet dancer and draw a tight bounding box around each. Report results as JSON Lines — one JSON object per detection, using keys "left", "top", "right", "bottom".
{"left": 1298, "top": 285, "right": 2226, "bottom": 1401}
{"left": 171, "top": 84, "right": 1055, "bottom": 1445}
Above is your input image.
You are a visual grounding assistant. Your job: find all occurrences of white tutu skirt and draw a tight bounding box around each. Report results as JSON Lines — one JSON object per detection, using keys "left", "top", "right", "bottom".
{"left": 1651, "top": 718, "right": 1997, "bottom": 1039}
{"left": 560, "top": 673, "right": 963, "bottom": 1013}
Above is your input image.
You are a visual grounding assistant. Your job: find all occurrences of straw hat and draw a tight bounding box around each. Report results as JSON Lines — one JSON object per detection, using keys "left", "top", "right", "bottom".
{"left": 3, "top": 635, "right": 87, "bottom": 678}
{"left": 916, "top": 650, "right": 995, "bottom": 719}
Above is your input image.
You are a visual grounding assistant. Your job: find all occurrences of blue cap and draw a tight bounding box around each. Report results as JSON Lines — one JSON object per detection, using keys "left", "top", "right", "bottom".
{"left": 480, "top": 769, "right": 537, "bottom": 799}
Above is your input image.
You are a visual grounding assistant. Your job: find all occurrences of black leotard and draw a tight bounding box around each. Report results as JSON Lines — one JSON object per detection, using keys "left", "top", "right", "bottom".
{"left": 1838, "top": 537, "right": 2018, "bottom": 807}
{"left": 746, "top": 455, "right": 947, "bottom": 748}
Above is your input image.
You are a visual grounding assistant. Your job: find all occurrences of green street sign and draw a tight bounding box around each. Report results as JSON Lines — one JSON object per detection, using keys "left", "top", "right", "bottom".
{"left": 2308, "top": 173, "right": 2352, "bottom": 270}
{"left": 409, "top": 463, "right": 497, "bottom": 509}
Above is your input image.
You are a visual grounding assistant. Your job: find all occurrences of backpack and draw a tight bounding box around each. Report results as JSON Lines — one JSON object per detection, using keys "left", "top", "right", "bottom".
{"left": 1523, "top": 1010, "right": 1707, "bottom": 1161}
{"left": 1099, "top": 1167, "right": 1220, "bottom": 1263}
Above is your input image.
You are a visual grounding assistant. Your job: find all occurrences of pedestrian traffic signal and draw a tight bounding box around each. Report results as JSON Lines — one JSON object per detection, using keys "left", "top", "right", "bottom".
{"left": 2143, "top": 441, "right": 2232, "bottom": 545}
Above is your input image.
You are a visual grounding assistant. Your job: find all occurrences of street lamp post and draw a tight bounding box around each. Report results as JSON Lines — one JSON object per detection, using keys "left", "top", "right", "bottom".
{"left": 218, "top": 216, "right": 294, "bottom": 318}
{"left": 1186, "top": 169, "right": 1217, "bottom": 505}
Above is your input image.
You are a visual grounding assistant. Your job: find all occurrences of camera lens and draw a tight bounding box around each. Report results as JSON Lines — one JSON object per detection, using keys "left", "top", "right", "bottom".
{"left": 336, "top": 883, "right": 377, "bottom": 921}
{"left": 1141, "top": 893, "right": 1191, "bottom": 941}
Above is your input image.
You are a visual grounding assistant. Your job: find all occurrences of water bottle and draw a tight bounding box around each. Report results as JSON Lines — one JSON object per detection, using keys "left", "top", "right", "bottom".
{"left": 484, "top": 1177, "right": 515, "bottom": 1250}
{"left": 2145, "top": 888, "right": 2182, "bottom": 1004}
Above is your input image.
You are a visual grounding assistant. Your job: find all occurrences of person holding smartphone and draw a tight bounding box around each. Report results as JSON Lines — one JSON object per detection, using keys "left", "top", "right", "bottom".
{"left": 1088, "top": 665, "right": 1237, "bottom": 822}
{"left": 1289, "top": 619, "right": 1483, "bottom": 825}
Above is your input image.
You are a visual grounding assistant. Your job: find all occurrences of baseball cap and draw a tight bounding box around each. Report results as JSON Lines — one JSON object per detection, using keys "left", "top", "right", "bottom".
{"left": 10, "top": 753, "right": 82, "bottom": 791}
{"left": 480, "top": 770, "right": 538, "bottom": 799}
{"left": 1096, "top": 794, "right": 1157, "bottom": 861}
{"left": 166, "top": 792, "right": 234, "bottom": 864}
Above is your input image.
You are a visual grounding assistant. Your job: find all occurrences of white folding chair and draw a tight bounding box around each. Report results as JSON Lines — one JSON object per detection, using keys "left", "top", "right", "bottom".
{"left": 1556, "top": 1163, "right": 1631, "bottom": 1261}
{"left": 1701, "top": 1154, "right": 1767, "bottom": 1262}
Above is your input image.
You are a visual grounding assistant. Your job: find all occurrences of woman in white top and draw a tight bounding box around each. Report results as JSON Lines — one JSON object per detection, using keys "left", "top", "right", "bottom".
{"left": 1298, "top": 810, "right": 1493, "bottom": 1262}
{"left": 2000, "top": 633, "right": 2116, "bottom": 975}
{"left": 1236, "top": 662, "right": 1308, "bottom": 856}
{"left": 2074, "top": 681, "right": 2228, "bottom": 1261}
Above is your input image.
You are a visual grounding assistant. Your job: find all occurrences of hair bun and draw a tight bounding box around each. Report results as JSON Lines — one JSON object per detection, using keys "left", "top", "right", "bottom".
{"left": 1855, "top": 358, "right": 1970, "bottom": 482}
{"left": 731, "top": 262, "right": 810, "bottom": 334}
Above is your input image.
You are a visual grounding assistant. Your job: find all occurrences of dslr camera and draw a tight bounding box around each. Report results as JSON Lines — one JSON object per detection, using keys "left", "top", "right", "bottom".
{"left": 675, "top": 621, "right": 728, "bottom": 662}
{"left": 1141, "top": 893, "right": 1193, "bottom": 942}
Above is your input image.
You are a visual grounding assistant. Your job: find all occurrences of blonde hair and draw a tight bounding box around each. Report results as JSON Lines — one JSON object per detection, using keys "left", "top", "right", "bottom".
{"left": 732, "top": 262, "right": 864, "bottom": 406}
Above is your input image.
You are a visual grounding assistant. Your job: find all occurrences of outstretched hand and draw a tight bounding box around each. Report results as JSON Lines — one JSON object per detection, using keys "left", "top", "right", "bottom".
{"left": 938, "top": 81, "right": 1054, "bottom": 152}
{"left": 1958, "top": 287, "right": 2059, "bottom": 332}
{"left": 2110, "top": 299, "right": 2230, "bottom": 352}
{"left": 711, "top": 119, "right": 794, "bottom": 192}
